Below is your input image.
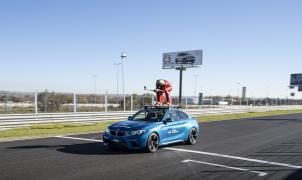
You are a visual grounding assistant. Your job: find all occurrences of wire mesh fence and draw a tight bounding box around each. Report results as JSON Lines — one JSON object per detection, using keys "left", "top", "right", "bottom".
{"left": 0, "top": 91, "right": 302, "bottom": 114}
{"left": 0, "top": 92, "right": 35, "bottom": 114}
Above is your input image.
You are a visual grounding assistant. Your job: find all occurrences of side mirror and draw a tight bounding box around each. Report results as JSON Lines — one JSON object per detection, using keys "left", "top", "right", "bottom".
{"left": 164, "top": 118, "right": 173, "bottom": 123}
{"left": 128, "top": 116, "right": 132, "bottom": 120}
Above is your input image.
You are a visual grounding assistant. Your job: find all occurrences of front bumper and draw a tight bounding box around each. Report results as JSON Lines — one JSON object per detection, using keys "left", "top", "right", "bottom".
{"left": 103, "top": 133, "right": 148, "bottom": 149}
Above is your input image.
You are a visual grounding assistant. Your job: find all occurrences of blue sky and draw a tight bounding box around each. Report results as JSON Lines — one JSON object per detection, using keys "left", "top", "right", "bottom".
{"left": 0, "top": 0, "right": 301, "bottom": 97}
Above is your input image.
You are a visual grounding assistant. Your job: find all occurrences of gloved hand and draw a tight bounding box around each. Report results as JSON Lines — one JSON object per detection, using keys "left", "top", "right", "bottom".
{"left": 153, "top": 89, "right": 165, "bottom": 93}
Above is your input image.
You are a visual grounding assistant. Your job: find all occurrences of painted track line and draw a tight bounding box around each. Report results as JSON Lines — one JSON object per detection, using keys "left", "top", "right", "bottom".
{"left": 56, "top": 136, "right": 302, "bottom": 170}
{"left": 182, "top": 159, "right": 268, "bottom": 177}
{"left": 0, "top": 132, "right": 104, "bottom": 143}
{"left": 56, "top": 136, "right": 103, "bottom": 142}
{"left": 165, "top": 147, "right": 302, "bottom": 169}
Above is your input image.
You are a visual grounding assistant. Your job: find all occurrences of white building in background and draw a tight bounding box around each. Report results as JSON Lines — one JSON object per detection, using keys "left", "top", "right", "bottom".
{"left": 289, "top": 86, "right": 302, "bottom": 100}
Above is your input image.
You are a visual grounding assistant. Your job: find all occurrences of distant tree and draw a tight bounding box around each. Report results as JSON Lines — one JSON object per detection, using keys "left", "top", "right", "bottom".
{"left": 0, "top": 95, "right": 5, "bottom": 102}
{"left": 38, "top": 90, "right": 72, "bottom": 112}
{"left": 77, "top": 95, "right": 89, "bottom": 104}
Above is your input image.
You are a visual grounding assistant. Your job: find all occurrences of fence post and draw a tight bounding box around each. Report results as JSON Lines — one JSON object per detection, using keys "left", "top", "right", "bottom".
{"left": 131, "top": 95, "right": 133, "bottom": 111}
{"left": 73, "top": 92, "right": 77, "bottom": 113}
{"left": 185, "top": 97, "right": 188, "bottom": 109}
{"left": 211, "top": 98, "right": 213, "bottom": 110}
{"left": 105, "top": 91, "right": 108, "bottom": 112}
{"left": 35, "top": 91, "right": 38, "bottom": 114}
{"left": 5, "top": 93, "right": 8, "bottom": 113}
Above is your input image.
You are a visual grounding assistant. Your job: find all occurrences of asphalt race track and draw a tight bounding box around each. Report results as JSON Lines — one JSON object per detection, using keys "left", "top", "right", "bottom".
{"left": 1, "top": 113, "right": 302, "bottom": 180}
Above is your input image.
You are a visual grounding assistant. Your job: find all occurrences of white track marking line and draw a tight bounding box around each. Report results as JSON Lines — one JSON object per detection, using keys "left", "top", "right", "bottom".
{"left": 164, "top": 147, "right": 302, "bottom": 169}
{"left": 55, "top": 136, "right": 301, "bottom": 170}
{"left": 281, "top": 143, "right": 302, "bottom": 146}
{"left": 0, "top": 132, "right": 105, "bottom": 143}
{"left": 182, "top": 159, "right": 268, "bottom": 177}
{"left": 56, "top": 136, "right": 103, "bottom": 142}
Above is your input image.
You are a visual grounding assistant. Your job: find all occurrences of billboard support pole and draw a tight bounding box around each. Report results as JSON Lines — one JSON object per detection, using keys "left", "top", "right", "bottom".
{"left": 162, "top": 50, "right": 203, "bottom": 107}
{"left": 177, "top": 66, "right": 185, "bottom": 106}
{"left": 179, "top": 67, "right": 183, "bottom": 105}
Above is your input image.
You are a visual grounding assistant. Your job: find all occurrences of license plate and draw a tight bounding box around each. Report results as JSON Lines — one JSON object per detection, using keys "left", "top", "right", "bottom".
{"left": 113, "top": 139, "right": 120, "bottom": 143}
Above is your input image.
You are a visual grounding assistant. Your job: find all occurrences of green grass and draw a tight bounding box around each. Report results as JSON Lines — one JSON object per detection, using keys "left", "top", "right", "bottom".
{"left": 0, "top": 121, "right": 115, "bottom": 140}
{"left": 1, "top": 109, "right": 302, "bottom": 141}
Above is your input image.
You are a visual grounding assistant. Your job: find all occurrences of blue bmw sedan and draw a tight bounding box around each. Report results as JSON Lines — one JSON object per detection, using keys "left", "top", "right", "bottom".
{"left": 103, "top": 106, "right": 199, "bottom": 152}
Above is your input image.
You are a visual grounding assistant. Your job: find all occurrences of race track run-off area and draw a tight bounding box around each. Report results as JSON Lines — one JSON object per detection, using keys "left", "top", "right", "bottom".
{"left": 1, "top": 113, "right": 302, "bottom": 180}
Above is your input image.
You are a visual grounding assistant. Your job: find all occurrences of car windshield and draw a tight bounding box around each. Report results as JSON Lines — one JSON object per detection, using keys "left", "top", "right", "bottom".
{"left": 178, "top": 53, "right": 188, "bottom": 56}
{"left": 130, "top": 109, "right": 167, "bottom": 122}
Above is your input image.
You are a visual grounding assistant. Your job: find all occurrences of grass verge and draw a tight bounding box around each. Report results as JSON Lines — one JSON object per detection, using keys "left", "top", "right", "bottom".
{"left": 196, "top": 109, "right": 302, "bottom": 122}
{"left": 1, "top": 109, "right": 302, "bottom": 141}
{"left": 0, "top": 121, "right": 116, "bottom": 141}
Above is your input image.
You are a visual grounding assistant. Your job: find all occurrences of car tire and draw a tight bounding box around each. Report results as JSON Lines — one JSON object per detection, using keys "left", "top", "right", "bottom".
{"left": 186, "top": 128, "right": 198, "bottom": 145}
{"left": 145, "top": 133, "right": 159, "bottom": 153}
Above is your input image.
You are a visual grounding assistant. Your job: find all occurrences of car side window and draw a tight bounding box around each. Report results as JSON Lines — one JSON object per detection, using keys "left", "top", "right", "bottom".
{"left": 163, "top": 110, "right": 181, "bottom": 121}
{"left": 170, "top": 110, "right": 180, "bottom": 121}
{"left": 164, "top": 112, "right": 172, "bottom": 120}
{"left": 179, "top": 111, "right": 188, "bottom": 120}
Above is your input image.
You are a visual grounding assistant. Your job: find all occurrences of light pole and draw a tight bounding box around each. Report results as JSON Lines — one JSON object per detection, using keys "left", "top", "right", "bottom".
{"left": 193, "top": 75, "right": 199, "bottom": 104}
{"left": 115, "top": 62, "right": 121, "bottom": 105}
{"left": 92, "top": 74, "right": 97, "bottom": 104}
{"left": 121, "top": 52, "right": 127, "bottom": 111}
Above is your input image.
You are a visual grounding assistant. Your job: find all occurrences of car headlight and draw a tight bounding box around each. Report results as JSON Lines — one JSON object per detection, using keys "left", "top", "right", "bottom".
{"left": 131, "top": 130, "right": 147, "bottom": 136}
{"left": 105, "top": 128, "right": 110, "bottom": 134}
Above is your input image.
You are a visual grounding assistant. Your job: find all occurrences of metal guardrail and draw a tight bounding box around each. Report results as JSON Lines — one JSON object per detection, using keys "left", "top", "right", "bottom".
{"left": 0, "top": 106, "right": 302, "bottom": 130}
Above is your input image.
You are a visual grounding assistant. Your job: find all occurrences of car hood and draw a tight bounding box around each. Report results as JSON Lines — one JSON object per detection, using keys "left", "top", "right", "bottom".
{"left": 109, "top": 120, "right": 156, "bottom": 131}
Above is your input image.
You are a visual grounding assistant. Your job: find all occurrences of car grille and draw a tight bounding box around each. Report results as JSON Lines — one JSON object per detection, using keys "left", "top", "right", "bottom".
{"left": 110, "top": 130, "right": 116, "bottom": 136}
{"left": 117, "top": 131, "right": 126, "bottom": 136}
{"left": 110, "top": 130, "right": 126, "bottom": 137}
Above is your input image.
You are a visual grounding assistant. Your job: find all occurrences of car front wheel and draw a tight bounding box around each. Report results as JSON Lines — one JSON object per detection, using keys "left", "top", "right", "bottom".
{"left": 186, "top": 128, "right": 198, "bottom": 145}
{"left": 145, "top": 133, "right": 159, "bottom": 153}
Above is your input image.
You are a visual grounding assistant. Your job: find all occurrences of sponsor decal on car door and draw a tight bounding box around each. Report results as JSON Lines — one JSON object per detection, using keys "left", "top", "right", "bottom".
{"left": 160, "top": 110, "right": 186, "bottom": 143}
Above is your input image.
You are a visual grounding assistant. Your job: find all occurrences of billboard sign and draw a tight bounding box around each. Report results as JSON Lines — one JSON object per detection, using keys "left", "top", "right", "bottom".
{"left": 290, "top": 74, "right": 302, "bottom": 86}
{"left": 163, "top": 50, "right": 202, "bottom": 69}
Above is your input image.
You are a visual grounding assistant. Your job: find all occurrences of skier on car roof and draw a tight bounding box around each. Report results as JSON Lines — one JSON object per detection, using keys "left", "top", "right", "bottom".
{"left": 154, "top": 79, "right": 172, "bottom": 106}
